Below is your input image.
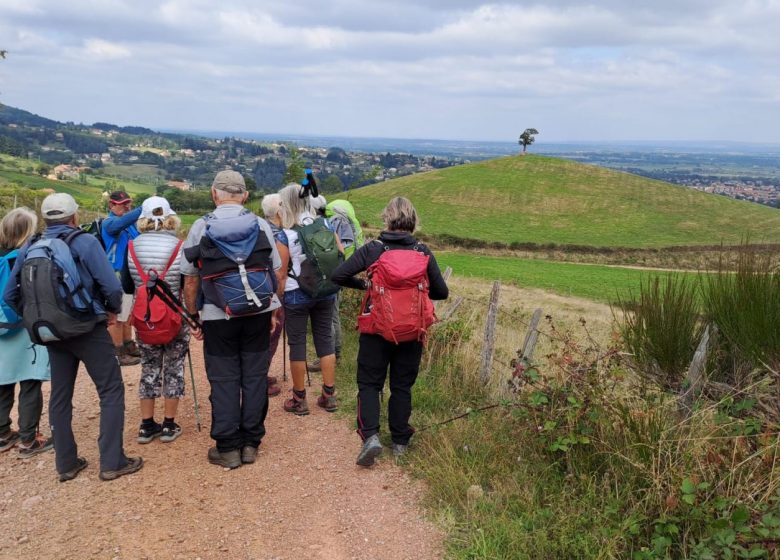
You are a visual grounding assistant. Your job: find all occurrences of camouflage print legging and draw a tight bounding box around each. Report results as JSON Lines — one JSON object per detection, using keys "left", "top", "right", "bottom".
{"left": 138, "top": 325, "right": 190, "bottom": 400}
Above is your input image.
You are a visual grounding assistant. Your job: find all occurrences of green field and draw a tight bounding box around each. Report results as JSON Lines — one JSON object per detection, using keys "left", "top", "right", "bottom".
{"left": 344, "top": 155, "right": 780, "bottom": 248}
{"left": 437, "top": 251, "right": 689, "bottom": 302}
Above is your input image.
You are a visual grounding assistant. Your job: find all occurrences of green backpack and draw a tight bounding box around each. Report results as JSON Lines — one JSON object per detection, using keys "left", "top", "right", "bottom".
{"left": 290, "top": 217, "right": 343, "bottom": 299}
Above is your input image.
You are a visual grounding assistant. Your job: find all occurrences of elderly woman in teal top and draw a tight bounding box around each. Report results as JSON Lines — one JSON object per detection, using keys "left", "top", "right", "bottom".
{"left": 0, "top": 207, "right": 52, "bottom": 457}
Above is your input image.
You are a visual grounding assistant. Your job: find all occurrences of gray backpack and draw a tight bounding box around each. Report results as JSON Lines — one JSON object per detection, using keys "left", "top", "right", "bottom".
{"left": 20, "top": 230, "right": 100, "bottom": 345}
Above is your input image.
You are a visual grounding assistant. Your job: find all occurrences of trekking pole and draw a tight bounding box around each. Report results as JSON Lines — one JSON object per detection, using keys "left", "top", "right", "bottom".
{"left": 186, "top": 348, "right": 202, "bottom": 432}
{"left": 282, "top": 329, "right": 287, "bottom": 382}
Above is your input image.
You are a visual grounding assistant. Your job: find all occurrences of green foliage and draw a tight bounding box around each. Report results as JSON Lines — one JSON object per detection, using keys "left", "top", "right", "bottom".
{"left": 344, "top": 155, "right": 780, "bottom": 248}
{"left": 518, "top": 128, "right": 539, "bottom": 152}
{"left": 703, "top": 249, "right": 780, "bottom": 377}
{"left": 617, "top": 275, "right": 703, "bottom": 389}
{"left": 282, "top": 145, "right": 305, "bottom": 186}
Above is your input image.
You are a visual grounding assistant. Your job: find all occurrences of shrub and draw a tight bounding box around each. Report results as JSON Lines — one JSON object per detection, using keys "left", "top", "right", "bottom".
{"left": 617, "top": 274, "right": 703, "bottom": 391}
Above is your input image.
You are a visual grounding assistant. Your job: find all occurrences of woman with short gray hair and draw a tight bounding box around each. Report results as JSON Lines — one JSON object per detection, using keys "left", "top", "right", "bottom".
{"left": 331, "top": 197, "right": 448, "bottom": 467}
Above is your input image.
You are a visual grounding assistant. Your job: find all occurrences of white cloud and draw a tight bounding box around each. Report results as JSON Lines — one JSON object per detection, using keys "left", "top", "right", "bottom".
{"left": 80, "top": 39, "right": 132, "bottom": 60}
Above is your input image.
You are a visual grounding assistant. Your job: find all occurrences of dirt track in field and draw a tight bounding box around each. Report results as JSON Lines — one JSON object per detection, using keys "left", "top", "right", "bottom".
{"left": 0, "top": 343, "right": 443, "bottom": 560}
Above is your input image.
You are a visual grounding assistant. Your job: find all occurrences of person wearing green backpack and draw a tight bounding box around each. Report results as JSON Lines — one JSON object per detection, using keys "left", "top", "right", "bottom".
{"left": 0, "top": 208, "right": 53, "bottom": 457}
{"left": 276, "top": 183, "right": 344, "bottom": 416}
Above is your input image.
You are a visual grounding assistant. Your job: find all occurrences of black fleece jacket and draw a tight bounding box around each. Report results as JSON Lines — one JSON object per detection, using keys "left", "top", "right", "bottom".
{"left": 331, "top": 231, "right": 449, "bottom": 300}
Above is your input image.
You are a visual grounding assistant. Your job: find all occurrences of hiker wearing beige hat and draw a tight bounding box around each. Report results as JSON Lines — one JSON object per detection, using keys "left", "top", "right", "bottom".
{"left": 181, "top": 170, "right": 282, "bottom": 468}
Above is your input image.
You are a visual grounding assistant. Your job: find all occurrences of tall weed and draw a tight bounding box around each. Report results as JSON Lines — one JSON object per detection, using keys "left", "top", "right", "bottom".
{"left": 617, "top": 274, "right": 703, "bottom": 390}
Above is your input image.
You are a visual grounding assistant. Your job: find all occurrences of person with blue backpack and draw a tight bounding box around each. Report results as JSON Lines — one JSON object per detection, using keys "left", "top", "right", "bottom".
{"left": 182, "top": 170, "right": 282, "bottom": 469}
{"left": 3, "top": 193, "right": 143, "bottom": 482}
{"left": 0, "top": 207, "right": 53, "bottom": 457}
{"left": 102, "top": 190, "right": 142, "bottom": 367}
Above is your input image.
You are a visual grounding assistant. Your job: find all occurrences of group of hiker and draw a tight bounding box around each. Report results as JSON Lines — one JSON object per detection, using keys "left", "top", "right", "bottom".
{"left": 0, "top": 167, "right": 448, "bottom": 480}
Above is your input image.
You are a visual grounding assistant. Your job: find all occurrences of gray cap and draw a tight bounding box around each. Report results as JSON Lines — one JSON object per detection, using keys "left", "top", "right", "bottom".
{"left": 41, "top": 193, "right": 79, "bottom": 219}
{"left": 211, "top": 170, "right": 247, "bottom": 194}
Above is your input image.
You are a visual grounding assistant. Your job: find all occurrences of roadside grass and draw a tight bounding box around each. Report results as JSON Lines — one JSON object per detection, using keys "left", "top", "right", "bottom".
{"left": 343, "top": 155, "right": 780, "bottom": 248}
{"left": 335, "top": 276, "right": 780, "bottom": 559}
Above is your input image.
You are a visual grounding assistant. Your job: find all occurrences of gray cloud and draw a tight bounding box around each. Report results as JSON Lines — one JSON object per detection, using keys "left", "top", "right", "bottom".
{"left": 0, "top": 0, "right": 778, "bottom": 141}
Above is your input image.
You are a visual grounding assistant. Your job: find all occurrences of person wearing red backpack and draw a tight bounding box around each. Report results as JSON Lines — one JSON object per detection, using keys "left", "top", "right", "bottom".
{"left": 121, "top": 196, "right": 187, "bottom": 444}
{"left": 331, "top": 197, "right": 448, "bottom": 467}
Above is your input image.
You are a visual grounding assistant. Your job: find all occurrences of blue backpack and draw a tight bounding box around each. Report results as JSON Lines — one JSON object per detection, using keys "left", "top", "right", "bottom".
{"left": 0, "top": 250, "right": 22, "bottom": 337}
{"left": 184, "top": 211, "right": 276, "bottom": 317}
{"left": 20, "top": 230, "right": 100, "bottom": 345}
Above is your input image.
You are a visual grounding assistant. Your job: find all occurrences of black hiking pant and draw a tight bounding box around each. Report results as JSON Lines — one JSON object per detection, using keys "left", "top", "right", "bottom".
{"left": 48, "top": 324, "right": 129, "bottom": 474}
{"left": 0, "top": 380, "right": 44, "bottom": 443}
{"left": 356, "top": 333, "right": 423, "bottom": 445}
{"left": 203, "top": 313, "right": 271, "bottom": 452}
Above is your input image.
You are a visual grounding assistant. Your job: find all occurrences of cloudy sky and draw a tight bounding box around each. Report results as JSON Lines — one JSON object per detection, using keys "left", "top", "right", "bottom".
{"left": 1, "top": 0, "right": 779, "bottom": 142}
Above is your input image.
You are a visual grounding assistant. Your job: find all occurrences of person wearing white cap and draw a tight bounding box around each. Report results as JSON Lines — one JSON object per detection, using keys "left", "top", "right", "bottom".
{"left": 3, "top": 193, "right": 143, "bottom": 482}
{"left": 121, "top": 196, "right": 188, "bottom": 445}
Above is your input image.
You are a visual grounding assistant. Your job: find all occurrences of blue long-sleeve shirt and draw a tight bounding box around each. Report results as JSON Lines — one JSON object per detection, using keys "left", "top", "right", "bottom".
{"left": 3, "top": 225, "right": 123, "bottom": 317}
{"left": 102, "top": 207, "right": 141, "bottom": 271}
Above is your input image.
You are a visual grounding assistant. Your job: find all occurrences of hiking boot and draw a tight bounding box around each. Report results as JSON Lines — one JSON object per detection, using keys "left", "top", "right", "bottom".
{"left": 268, "top": 383, "right": 281, "bottom": 397}
{"left": 59, "top": 457, "right": 88, "bottom": 482}
{"left": 160, "top": 422, "right": 182, "bottom": 443}
{"left": 356, "top": 434, "right": 383, "bottom": 467}
{"left": 207, "top": 447, "right": 241, "bottom": 469}
{"left": 99, "top": 456, "right": 144, "bottom": 481}
{"left": 17, "top": 433, "right": 54, "bottom": 458}
{"left": 283, "top": 393, "right": 310, "bottom": 416}
{"left": 317, "top": 392, "right": 338, "bottom": 412}
{"left": 392, "top": 443, "right": 409, "bottom": 458}
{"left": 117, "top": 350, "right": 141, "bottom": 367}
{"left": 241, "top": 445, "right": 258, "bottom": 464}
{"left": 123, "top": 340, "right": 141, "bottom": 358}
{"left": 137, "top": 422, "right": 163, "bottom": 444}
{"left": 307, "top": 358, "right": 322, "bottom": 372}
{"left": 0, "top": 430, "right": 20, "bottom": 452}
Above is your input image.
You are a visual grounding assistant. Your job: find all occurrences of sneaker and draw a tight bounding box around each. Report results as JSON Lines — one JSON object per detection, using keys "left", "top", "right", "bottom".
{"left": 0, "top": 430, "right": 20, "bottom": 452}
{"left": 283, "top": 393, "right": 310, "bottom": 416}
{"left": 118, "top": 350, "right": 141, "bottom": 367}
{"left": 241, "top": 445, "right": 258, "bottom": 464}
{"left": 99, "top": 456, "right": 144, "bottom": 481}
{"left": 137, "top": 422, "right": 163, "bottom": 444}
{"left": 307, "top": 358, "right": 322, "bottom": 372}
{"left": 356, "top": 434, "right": 383, "bottom": 467}
{"left": 160, "top": 423, "right": 182, "bottom": 443}
{"left": 392, "top": 443, "right": 409, "bottom": 458}
{"left": 207, "top": 447, "right": 241, "bottom": 469}
{"left": 123, "top": 340, "right": 141, "bottom": 358}
{"left": 59, "top": 457, "right": 88, "bottom": 482}
{"left": 317, "top": 390, "right": 338, "bottom": 413}
{"left": 268, "top": 383, "right": 281, "bottom": 397}
{"left": 17, "top": 433, "right": 54, "bottom": 458}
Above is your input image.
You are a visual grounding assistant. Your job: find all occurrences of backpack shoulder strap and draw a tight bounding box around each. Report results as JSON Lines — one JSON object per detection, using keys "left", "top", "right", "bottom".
{"left": 63, "top": 228, "right": 87, "bottom": 246}
{"left": 160, "top": 239, "right": 184, "bottom": 281}
{"left": 128, "top": 240, "right": 149, "bottom": 283}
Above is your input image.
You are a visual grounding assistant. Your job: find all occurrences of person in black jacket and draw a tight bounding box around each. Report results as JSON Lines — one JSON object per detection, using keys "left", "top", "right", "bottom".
{"left": 331, "top": 197, "right": 448, "bottom": 467}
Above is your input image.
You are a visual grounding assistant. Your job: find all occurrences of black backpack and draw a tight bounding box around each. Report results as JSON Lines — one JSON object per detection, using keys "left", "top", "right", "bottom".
{"left": 80, "top": 217, "right": 105, "bottom": 249}
{"left": 20, "top": 230, "right": 100, "bottom": 345}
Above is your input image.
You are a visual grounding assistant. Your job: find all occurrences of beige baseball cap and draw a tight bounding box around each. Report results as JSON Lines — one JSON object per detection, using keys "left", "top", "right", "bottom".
{"left": 41, "top": 193, "right": 79, "bottom": 219}
{"left": 211, "top": 170, "right": 247, "bottom": 194}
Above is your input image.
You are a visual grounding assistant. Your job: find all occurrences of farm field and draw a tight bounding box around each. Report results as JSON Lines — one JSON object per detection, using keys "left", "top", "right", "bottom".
{"left": 345, "top": 155, "right": 780, "bottom": 248}
{"left": 436, "top": 251, "right": 688, "bottom": 303}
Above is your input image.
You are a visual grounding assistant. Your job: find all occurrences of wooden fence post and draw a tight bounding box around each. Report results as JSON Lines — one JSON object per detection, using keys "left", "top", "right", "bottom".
{"left": 520, "top": 308, "right": 543, "bottom": 364}
{"left": 680, "top": 325, "right": 714, "bottom": 416}
{"left": 440, "top": 296, "right": 464, "bottom": 322}
{"left": 479, "top": 281, "right": 501, "bottom": 385}
{"left": 435, "top": 267, "right": 453, "bottom": 312}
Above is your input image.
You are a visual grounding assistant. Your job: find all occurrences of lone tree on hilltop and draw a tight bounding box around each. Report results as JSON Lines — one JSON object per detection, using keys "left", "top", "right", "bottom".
{"left": 518, "top": 128, "right": 539, "bottom": 153}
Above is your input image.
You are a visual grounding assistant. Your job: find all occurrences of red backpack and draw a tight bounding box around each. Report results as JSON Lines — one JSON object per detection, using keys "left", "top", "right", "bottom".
{"left": 357, "top": 246, "right": 436, "bottom": 344}
{"left": 128, "top": 239, "right": 183, "bottom": 346}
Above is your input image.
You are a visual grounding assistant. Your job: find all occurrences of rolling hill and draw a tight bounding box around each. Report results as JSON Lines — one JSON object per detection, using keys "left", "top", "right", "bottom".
{"left": 343, "top": 155, "right": 780, "bottom": 248}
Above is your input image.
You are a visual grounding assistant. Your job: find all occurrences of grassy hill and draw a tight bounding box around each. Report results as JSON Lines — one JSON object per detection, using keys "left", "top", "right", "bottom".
{"left": 344, "top": 155, "right": 780, "bottom": 248}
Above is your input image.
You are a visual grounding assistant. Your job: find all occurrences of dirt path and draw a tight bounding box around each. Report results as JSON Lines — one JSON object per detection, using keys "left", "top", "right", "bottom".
{"left": 0, "top": 343, "right": 443, "bottom": 560}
